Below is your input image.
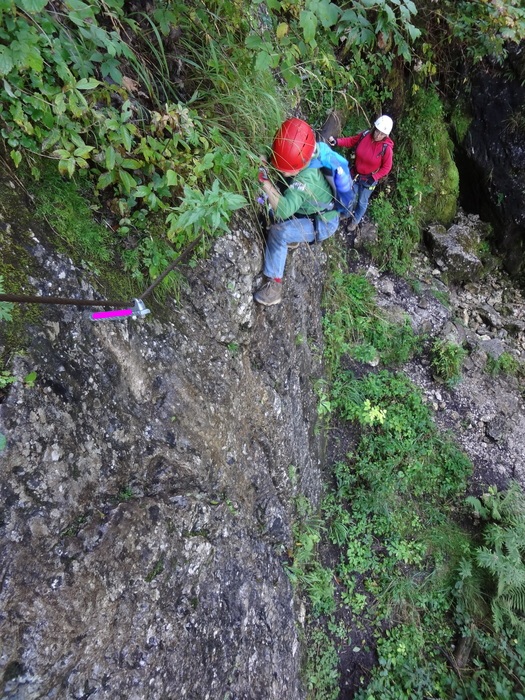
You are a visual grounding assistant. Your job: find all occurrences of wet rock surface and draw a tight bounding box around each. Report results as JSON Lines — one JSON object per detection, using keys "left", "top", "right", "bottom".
{"left": 0, "top": 184, "right": 328, "bottom": 699}
{"left": 455, "top": 51, "right": 525, "bottom": 278}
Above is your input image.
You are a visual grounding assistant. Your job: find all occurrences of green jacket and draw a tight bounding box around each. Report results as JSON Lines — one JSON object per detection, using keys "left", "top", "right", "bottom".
{"left": 275, "top": 167, "right": 339, "bottom": 222}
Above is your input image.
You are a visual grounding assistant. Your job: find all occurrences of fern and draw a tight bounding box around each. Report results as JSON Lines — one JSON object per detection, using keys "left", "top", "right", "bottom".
{"left": 470, "top": 483, "right": 525, "bottom": 639}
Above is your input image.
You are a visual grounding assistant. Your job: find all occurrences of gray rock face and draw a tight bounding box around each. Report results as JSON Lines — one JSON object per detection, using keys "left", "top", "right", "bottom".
{"left": 0, "top": 186, "right": 329, "bottom": 699}
{"left": 370, "top": 223, "right": 525, "bottom": 490}
{"left": 425, "top": 216, "right": 483, "bottom": 283}
{"left": 456, "top": 51, "right": 525, "bottom": 277}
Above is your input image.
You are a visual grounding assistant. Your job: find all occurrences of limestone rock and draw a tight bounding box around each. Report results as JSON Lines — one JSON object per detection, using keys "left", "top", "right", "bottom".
{"left": 425, "top": 221, "right": 483, "bottom": 284}
{"left": 0, "top": 179, "right": 330, "bottom": 700}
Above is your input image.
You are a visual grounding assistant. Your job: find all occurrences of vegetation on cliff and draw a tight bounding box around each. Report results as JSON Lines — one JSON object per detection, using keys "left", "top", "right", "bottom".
{"left": 2, "top": 0, "right": 525, "bottom": 697}
{"left": 1, "top": 0, "right": 523, "bottom": 287}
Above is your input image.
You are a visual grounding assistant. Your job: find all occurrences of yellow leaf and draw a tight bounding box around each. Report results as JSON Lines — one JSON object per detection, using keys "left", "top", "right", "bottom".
{"left": 276, "top": 22, "right": 289, "bottom": 39}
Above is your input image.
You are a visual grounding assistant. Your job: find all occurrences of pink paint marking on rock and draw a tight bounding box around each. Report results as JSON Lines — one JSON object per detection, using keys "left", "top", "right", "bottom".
{"left": 91, "top": 308, "right": 133, "bottom": 320}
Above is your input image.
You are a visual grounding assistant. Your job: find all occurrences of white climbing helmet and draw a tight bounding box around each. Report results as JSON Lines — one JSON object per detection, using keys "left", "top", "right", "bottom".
{"left": 374, "top": 115, "right": 393, "bottom": 136}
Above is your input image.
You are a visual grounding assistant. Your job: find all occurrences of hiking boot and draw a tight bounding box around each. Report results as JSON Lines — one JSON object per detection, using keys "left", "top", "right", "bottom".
{"left": 254, "top": 278, "right": 282, "bottom": 306}
{"left": 287, "top": 242, "right": 300, "bottom": 250}
{"left": 347, "top": 221, "right": 358, "bottom": 232}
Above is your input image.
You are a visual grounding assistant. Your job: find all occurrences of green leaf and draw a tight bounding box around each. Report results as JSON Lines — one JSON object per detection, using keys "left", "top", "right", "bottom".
{"left": 53, "top": 93, "right": 66, "bottom": 115}
{"left": 403, "top": 0, "right": 417, "bottom": 15}
{"left": 245, "top": 34, "right": 264, "bottom": 50}
{"left": 41, "top": 129, "right": 61, "bottom": 153}
{"left": 24, "top": 45, "right": 43, "bottom": 72}
{"left": 406, "top": 23, "right": 421, "bottom": 41}
{"left": 300, "top": 10, "right": 317, "bottom": 44}
{"left": 0, "top": 46, "right": 13, "bottom": 75}
{"left": 381, "top": 4, "right": 396, "bottom": 22}
{"left": 314, "top": 0, "right": 340, "bottom": 29}
{"left": 75, "top": 77, "right": 100, "bottom": 90}
{"left": 340, "top": 8, "right": 358, "bottom": 23}
{"left": 165, "top": 169, "right": 177, "bottom": 186}
{"left": 101, "top": 58, "right": 122, "bottom": 84}
{"left": 118, "top": 169, "right": 137, "bottom": 194}
{"left": 119, "top": 125, "right": 133, "bottom": 152}
{"left": 255, "top": 50, "right": 275, "bottom": 72}
{"left": 276, "top": 22, "right": 288, "bottom": 39}
{"left": 53, "top": 148, "right": 73, "bottom": 158}
{"left": 24, "top": 370, "right": 37, "bottom": 385}
{"left": 121, "top": 158, "right": 142, "bottom": 169}
{"left": 70, "top": 131, "right": 85, "bottom": 148}
{"left": 397, "top": 37, "right": 411, "bottom": 61}
{"left": 2, "top": 78, "right": 15, "bottom": 97}
{"left": 223, "top": 192, "right": 247, "bottom": 210}
{"left": 97, "top": 170, "right": 116, "bottom": 189}
{"left": 0, "top": 434, "right": 6, "bottom": 452}
{"left": 281, "top": 65, "right": 301, "bottom": 89}
{"left": 134, "top": 185, "right": 151, "bottom": 198}
{"left": 58, "top": 157, "right": 75, "bottom": 177}
{"left": 16, "top": 0, "right": 48, "bottom": 12}
{"left": 10, "top": 149, "right": 21, "bottom": 167}
{"left": 105, "top": 145, "right": 116, "bottom": 171}
{"left": 73, "top": 145, "right": 94, "bottom": 158}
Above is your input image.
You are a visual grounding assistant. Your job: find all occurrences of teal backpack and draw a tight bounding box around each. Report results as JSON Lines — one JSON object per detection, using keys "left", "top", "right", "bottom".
{"left": 309, "top": 142, "right": 353, "bottom": 215}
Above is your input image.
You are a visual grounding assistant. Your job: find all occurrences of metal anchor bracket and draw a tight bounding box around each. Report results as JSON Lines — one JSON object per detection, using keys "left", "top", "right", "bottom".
{"left": 131, "top": 298, "right": 150, "bottom": 318}
{"left": 90, "top": 298, "right": 150, "bottom": 321}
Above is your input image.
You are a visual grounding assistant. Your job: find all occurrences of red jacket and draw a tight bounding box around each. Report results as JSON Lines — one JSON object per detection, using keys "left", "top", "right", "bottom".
{"left": 336, "top": 131, "right": 394, "bottom": 182}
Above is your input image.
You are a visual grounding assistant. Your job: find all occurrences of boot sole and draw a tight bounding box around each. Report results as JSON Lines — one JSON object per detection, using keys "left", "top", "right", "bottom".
{"left": 254, "top": 295, "right": 282, "bottom": 306}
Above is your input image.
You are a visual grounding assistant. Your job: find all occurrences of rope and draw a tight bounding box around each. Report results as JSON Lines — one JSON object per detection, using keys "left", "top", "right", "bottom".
{"left": 139, "top": 233, "right": 204, "bottom": 300}
{"left": 0, "top": 293, "right": 129, "bottom": 307}
{"left": 0, "top": 233, "right": 205, "bottom": 310}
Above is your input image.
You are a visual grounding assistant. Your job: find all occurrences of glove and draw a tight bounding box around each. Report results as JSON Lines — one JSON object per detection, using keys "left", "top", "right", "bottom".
{"left": 327, "top": 136, "right": 337, "bottom": 147}
{"left": 258, "top": 167, "right": 269, "bottom": 183}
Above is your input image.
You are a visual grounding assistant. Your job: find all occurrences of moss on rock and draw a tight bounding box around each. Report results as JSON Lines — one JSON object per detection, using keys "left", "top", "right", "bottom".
{"left": 399, "top": 87, "right": 460, "bottom": 227}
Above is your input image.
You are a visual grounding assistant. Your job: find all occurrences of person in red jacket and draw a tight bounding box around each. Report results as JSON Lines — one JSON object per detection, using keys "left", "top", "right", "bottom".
{"left": 328, "top": 115, "right": 394, "bottom": 232}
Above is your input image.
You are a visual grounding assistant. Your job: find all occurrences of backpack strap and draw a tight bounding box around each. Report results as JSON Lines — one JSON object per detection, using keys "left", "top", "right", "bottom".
{"left": 356, "top": 130, "right": 369, "bottom": 148}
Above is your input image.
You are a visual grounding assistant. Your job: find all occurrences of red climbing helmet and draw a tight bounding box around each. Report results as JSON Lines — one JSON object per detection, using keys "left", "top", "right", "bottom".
{"left": 270, "top": 118, "right": 316, "bottom": 173}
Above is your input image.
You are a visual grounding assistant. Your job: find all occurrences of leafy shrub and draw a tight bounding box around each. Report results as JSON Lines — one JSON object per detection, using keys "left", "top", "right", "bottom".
{"left": 0, "top": 0, "right": 275, "bottom": 282}
{"left": 332, "top": 370, "right": 472, "bottom": 500}
{"left": 370, "top": 88, "right": 459, "bottom": 273}
{"left": 448, "top": 0, "right": 525, "bottom": 62}
{"left": 303, "top": 628, "right": 339, "bottom": 700}
{"left": 431, "top": 338, "right": 468, "bottom": 387}
{"left": 486, "top": 352, "right": 523, "bottom": 378}
{"left": 466, "top": 484, "right": 525, "bottom": 639}
{"left": 287, "top": 496, "right": 336, "bottom": 617}
{"left": 355, "top": 623, "right": 454, "bottom": 700}
{"left": 448, "top": 627, "right": 525, "bottom": 700}
{"left": 0, "top": 369, "right": 16, "bottom": 390}
{"left": 322, "top": 270, "right": 420, "bottom": 374}
{"left": 310, "top": 368, "right": 474, "bottom": 698}
{"left": 246, "top": 0, "right": 420, "bottom": 92}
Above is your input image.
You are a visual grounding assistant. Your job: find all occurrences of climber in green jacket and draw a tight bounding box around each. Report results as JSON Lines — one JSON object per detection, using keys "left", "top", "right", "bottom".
{"left": 254, "top": 118, "right": 340, "bottom": 307}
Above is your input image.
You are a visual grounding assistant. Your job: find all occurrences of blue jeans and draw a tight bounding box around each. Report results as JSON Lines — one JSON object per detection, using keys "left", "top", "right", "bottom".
{"left": 263, "top": 215, "right": 340, "bottom": 280}
{"left": 348, "top": 180, "right": 374, "bottom": 224}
